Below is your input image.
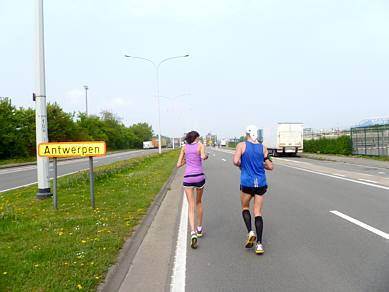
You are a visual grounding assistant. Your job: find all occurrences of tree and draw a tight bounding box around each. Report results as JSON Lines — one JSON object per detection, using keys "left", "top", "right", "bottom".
{"left": 0, "top": 97, "right": 18, "bottom": 158}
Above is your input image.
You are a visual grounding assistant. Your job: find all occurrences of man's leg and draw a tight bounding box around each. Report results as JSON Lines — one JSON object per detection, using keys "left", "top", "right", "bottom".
{"left": 253, "top": 194, "right": 265, "bottom": 243}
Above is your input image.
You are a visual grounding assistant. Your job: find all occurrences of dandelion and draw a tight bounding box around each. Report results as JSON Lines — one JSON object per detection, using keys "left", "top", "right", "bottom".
{"left": 64, "top": 262, "right": 68, "bottom": 265}
{"left": 77, "top": 284, "right": 83, "bottom": 289}
{"left": 59, "top": 232, "right": 64, "bottom": 236}
{"left": 95, "top": 276, "right": 100, "bottom": 279}
{"left": 81, "top": 240, "right": 86, "bottom": 243}
{"left": 34, "top": 264, "right": 39, "bottom": 268}
{"left": 77, "top": 256, "right": 82, "bottom": 259}
{"left": 69, "top": 233, "right": 73, "bottom": 235}
{"left": 3, "top": 272, "right": 7, "bottom": 275}
{"left": 90, "top": 262, "right": 94, "bottom": 265}
{"left": 103, "top": 247, "right": 106, "bottom": 250}
{"left": 73, "top": 262, "right": 77, "bottom": 264}
{"left": 80, "top": 263, "right": 84, "bottom": 266}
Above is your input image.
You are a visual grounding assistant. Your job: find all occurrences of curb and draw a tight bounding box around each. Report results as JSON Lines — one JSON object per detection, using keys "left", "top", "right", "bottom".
{"left": 97, "top": 166, "right": 179, "bottom": 292}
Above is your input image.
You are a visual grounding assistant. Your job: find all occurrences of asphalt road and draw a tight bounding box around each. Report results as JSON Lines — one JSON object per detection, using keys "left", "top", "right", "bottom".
{"left": 172, "top": 148, "right": 389, "bottom": 292}
{"left": 0, "top": 149, "right": 158, "bottom": 192}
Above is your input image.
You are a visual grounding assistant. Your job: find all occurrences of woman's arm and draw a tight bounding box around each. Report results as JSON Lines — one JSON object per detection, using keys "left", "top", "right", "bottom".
{"left": 176, "top": 145, "right": 186, "bottom": 168}
{"left": 263, "top": 146, "right": 274, "bottom": 170}
{"left": 200, "top": 144, "right": 208, "bottom": 160}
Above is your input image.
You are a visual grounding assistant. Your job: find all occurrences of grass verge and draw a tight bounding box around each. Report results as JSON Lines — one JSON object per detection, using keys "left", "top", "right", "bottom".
{"left": 0, "top": 150, "right": 179, "bottom": 291}
{"left": 302, "top": 152, "right": 389, "bottom": 162}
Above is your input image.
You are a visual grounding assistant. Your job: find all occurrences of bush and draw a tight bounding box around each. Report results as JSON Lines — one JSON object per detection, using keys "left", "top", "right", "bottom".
{"left": 304, "top": 135, "right": 352, "bottom": 155}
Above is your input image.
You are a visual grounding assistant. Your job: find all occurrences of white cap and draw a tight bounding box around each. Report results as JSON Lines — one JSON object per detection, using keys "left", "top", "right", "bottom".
{"left": 246, "top": 125, "right": 258, "bottom": 141}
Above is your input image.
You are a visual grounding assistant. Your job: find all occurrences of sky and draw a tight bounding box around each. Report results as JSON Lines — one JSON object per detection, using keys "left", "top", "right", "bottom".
{"left": 1, "top": 0, "right": 388, "bottom": 141}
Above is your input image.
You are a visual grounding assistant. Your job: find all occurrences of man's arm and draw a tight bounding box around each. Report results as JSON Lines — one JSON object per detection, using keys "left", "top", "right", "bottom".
{"left": 263, "top": 146, "right": 274, "bottom": 170}
{"left": 233, "top": 142, "right": 243, "bottom": 168}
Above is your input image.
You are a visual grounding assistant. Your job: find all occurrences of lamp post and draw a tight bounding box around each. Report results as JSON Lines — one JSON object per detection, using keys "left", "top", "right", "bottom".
{"left": 160, "top": 93, "right": 190, "bottom": 150}
{"left": 34, "top": 0, "right": 52, "bottom": 199}
{"left": 84, "top": 85, "right": 88, "bottom": 117}
{"left": 124, "top": 54, "right": 189, "bottom": 154}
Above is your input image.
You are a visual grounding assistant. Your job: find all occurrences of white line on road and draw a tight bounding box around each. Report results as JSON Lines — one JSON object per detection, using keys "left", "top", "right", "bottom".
{"left": 333, "top": 173, "right": 345, "bottom": 177}
{"left": 221, "top": 158, "right": 226, "bottom": 162}
{"left": 358, "top": 179, "right": 378, "bottom": 184}
{"left": 330, "top": 210, "right": 389, "bottom": 240}
{"left": 279, "top": 164, "right": 389, "bottom": 190}
{"left": 170, "top": 192, "right": 188, "bottom": 292}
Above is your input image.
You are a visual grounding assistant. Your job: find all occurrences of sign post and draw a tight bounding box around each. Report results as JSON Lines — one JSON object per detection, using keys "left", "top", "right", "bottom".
{"left": 38, "top": 141, "right": 106, "bottom": 209}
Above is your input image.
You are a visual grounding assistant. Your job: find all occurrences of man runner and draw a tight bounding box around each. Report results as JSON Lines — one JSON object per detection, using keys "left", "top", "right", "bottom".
{"left": 233, "top": 125, "right": 274, "bottom": 254}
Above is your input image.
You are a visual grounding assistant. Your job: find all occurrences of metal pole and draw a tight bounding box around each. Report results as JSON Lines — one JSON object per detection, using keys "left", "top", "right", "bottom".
{"left": 35, "top": 0, "right": 52, "bottom": 199}
{"left": 84, "top": 85, "right": 88, "bottom": 117}
{"left": 53, "top": 157, "right": 57, "bottom": 209}
{"left": 156, "top": 66, "right": 162, "bottom": 154}
{"left": 172, "top": 137, "right": 175, "bottom": 149}
{"left": 89, "top": 157, "right": 95, "bottom": 209}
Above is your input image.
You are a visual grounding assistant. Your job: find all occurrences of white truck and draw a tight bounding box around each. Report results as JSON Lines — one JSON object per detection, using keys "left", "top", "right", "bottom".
{"left": 264, "top": 122, "right": 304, "bottom": 156}
{"left": 143, "top": 141, "right": 154, "bottom": 149}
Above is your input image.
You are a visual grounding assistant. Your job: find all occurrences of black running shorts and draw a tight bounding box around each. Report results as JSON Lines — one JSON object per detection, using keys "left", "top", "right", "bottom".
{"left": 240, "top": 185, "right": 268, "bottom": 196}
{"left": 183, "top": 179, "right": 206, "bottom": 188}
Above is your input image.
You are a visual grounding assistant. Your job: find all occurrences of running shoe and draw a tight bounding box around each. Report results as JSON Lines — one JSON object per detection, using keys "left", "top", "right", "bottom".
{"left": 190, "top": 234, "right": 198, "bottom": 249}
{"left": 196, "top": 227, "right": 203, "bottom": 238}
{"left": 245, "top": 231, "right": 256, "bottom": 248}
{"left": 255, "top": 243, "right": 264, "bottom": 254}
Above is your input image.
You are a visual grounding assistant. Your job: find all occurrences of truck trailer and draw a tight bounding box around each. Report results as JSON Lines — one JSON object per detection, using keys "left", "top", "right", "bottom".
{"left": 143, "top": 139, "right": 167, "bottom": 149}
{"left": 264, "top": 122, "right": 304, "bottom": 156}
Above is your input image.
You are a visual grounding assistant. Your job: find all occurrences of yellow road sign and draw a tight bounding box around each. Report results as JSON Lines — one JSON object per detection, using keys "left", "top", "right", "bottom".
{"left": 38, "top": 141, "right": 106, "bottom": 157}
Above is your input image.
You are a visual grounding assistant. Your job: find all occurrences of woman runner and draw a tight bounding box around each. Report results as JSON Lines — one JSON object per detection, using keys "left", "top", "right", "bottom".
{"left": 233, "top": 125, "right": 274, "bottom": 254}
{"left": 177, "top": 131, "right": 208, "bottom": 249}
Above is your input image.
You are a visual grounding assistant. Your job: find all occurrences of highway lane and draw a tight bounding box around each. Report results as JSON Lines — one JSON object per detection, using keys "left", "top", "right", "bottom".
{"left": 171, "top": 148, "right": 389, "bottom": 292}
{"left": 0, "top": 149, "right": 158, "bottom": 192}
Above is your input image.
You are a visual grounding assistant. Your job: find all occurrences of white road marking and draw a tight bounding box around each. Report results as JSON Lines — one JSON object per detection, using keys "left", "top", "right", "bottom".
{"left": 330, "top": 210, "right": 389, "bottom": 240}
{"left": 1, "top": 182, "right": 37, "bottom": 193}
{"left": 170, "top": 192, "right": 188, "bottom": 292}
{"left": 333, "top": 173, "right": 345, "bottom": 177}
{"left": 221, "top": 158, "right": 226, "bottom": 162}
{"left": 378, "top": 172, "right": 385, "bottom": 175}
{"left": 1, "top": 170, "right": 86, "bottom": 193}
{"left": 358, "top": 179, "right": 378, "bottom": 184}
{"left": 279, "top": 164, "right": 389, "bottom": 190}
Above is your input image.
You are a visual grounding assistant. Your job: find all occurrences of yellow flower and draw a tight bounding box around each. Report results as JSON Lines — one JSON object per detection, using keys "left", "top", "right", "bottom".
{"left": 34, "top": 264, "right": 39, "bottom": 268}
{"left": 80, "top": 263, "right": 84, "bottom": 266}
{"left": 64, "top": 262, "right": 68, "bottom": 265}
{"left": 3, "top": 272, "right": 7, "bottom": 275}
{"left": 90, "top": 262, "right": 94, "bottom": 265}
{"left": 77, "top": 284, "right": 83, "bottom": 289}
{"left": 77, "top": 256, "right": 82, "bottom": 259}
{"left": 103, "top": 247, "right": 106, "bottom": 250}
{"left": 81, "top": 240, "right": 86, "bottom": 243}
{"left": 95, "top": 276, "right": 100, "bottom": 279}
{"left": 73, "top": 262, "right": 77, "bottom": 264}
{"left": 69, "top": 233, "right": 73, "bottom": 235}
{"left": 58, "top": 232, "right": 64, "bottom": 236}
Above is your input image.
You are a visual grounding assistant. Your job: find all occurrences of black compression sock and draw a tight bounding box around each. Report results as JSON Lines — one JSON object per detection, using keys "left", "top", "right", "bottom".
{"left": 255, "top": 216, "right": 263, "bottom": 243}
{"left": 242, "top": 210, "right": 252, "bottom": 233}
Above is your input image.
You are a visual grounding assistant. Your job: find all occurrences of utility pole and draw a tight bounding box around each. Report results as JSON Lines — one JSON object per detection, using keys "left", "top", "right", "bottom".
{"left": 84, "top": 85, "right": 88, "bottom": 116}
{"left": 34, "top": 0, "right": 52, "bottom": 199}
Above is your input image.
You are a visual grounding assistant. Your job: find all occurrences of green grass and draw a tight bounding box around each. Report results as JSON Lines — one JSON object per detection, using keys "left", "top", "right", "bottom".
{"left": 0, "top": 150, "right": 179, "bottom": 291}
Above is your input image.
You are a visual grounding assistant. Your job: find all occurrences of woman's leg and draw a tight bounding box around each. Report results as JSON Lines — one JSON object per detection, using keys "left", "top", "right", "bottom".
{"left": 196, "top": 187, "right": 204, "bottom": 227}
{"left": 185, "top": 187, "right": 196, "bottom": 233}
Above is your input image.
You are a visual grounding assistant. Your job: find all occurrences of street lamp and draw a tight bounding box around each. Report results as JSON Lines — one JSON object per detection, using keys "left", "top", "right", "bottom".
{"left": 34, "top": 0, "right": 52, "bottom": 199}
{"left": 124, "top": 54, "right": 189, "bottom": 154}
{"left": 84, "top": 85, "right": 88, "bottom": 116}
{"left": 160, "top": 93, "right": 191, "bottom": 149}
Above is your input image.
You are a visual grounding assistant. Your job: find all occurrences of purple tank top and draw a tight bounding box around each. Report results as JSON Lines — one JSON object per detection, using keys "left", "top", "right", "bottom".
{"left": 183, "top": 143, "right": 205, "bottom": 183}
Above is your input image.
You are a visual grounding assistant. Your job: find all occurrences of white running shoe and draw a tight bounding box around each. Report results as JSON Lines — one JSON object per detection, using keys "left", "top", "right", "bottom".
{"left": 255, "top": 243, "right": 264, "bottom": 254}
{"left": 245, "top": 231, "right": 256, "bottom": 248}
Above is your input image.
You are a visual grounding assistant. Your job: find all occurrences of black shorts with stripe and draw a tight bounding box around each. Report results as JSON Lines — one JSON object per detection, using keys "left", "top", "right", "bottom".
{"left": 240, "top": 185, "right": 268, "bottom": 196}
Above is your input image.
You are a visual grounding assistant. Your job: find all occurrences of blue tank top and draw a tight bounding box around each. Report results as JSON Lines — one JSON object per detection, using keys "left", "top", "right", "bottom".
{"left": 241, "top": 141, "right": 267, "bottom": 187}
